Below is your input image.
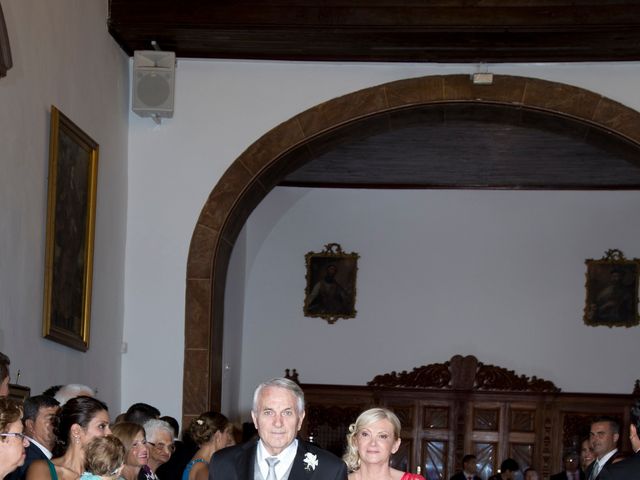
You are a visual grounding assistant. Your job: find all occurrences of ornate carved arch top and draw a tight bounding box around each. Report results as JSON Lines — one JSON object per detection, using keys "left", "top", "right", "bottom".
{"left": 0, "top": 2, "right": 12, "bottom": 78}
{"left": 367, "top": 354, "right": 560, "bottom": 393}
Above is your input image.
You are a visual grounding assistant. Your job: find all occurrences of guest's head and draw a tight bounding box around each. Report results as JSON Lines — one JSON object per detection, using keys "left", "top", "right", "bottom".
{"left": 84, "top": 435, "right": 125, "bottom": 479}
{"left": 251, "top": 378, "right": 305, "bottom": 456}
{"left": 159, "top": 416, "right": 179, "bottom": 440}
{"left": 590, "top": 416, "right": 619, "bottom": 459}
{"left": 499, "top": 458, "right": 519, "bottom": 480}
{"left": 462, "top": 454, "right": 478, "bottom": 475}
{"left": 57, "top": 396, "right": 111, "bottom": 450}
{"left": 188, "top": 411, "right": 232, "bottom": 451}
{"left": 580, "top": 438, "right": 595, "bottom": 470}
{"left": 0, "top": 397, "right": 28, "bottom": 478}
{"left": 629, "top": 400, "right": 640, "bottom": 452}
{"left": 54, "top": 384, "right": 96, "bottom": 406}
{"left": 111, "top": 422, "right": 149, "bottom": 468}
{"left": 343, "top": 408, "right": 401, "bottom": 472}
{"left": 523, "top": 467, "right": 539, "bottom": 480}
{"left": 124, "top": 403, "right": 160, "bottom": 426}
{"left": 562, "top": 451, "right": 579, "bottom": 473}
{"left": 23, "top": 395, "right": 60, "bottom": 452}
{"left": 144, "top": 419, "right": 174, "bottom": 472}
{"left": 0, "top": 353, "right": 10, "bottom": 398}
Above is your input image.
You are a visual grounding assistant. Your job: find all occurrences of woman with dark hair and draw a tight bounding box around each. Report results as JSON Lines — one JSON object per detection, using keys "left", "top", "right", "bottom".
{"left": 181, "top": 412, "right": 233, "bottom": 480}
{"left": 27, "top": 396, "right": 111, "bottom": 480}
{"left": 110, "top": 422, "right": 151, "bottom": 480}
{"left": 0, "top": 397, "right": 29, "bottom": 479}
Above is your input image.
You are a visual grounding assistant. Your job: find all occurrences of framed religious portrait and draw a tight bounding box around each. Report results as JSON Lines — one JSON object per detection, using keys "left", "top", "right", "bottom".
{"left": 304, "top": 243, "right": 359, "bottom": 324}
{"left": 42, "top": 106, "right": 99, "bottom": 351}
{"left": 584, "top": 249, "right": 640, "bottom": 328}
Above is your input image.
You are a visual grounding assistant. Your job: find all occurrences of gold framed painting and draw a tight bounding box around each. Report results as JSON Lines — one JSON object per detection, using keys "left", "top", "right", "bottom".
{"left": 42, "top": 106, "right": 99, "bottom": 351}
{"left": 584, "top": 249, "right": 640, "bottom": 328}
{"left": 304, "top": 243, "right": 359, "bottom": 324}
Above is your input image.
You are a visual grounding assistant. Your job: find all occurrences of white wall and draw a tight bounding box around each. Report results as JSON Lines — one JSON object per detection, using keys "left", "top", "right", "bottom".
{"left": 234, "top": 187, "right": 640, "bottom": 415}
{"left": 125, "top": 59, "right": 640, "bottom": 423}
{"left": 0, "top": 0, "right": 129, "bottom": 410}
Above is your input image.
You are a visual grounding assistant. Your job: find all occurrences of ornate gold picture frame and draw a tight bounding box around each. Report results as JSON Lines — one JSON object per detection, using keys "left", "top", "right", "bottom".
{"left": 42, "top": 106, "right": 99, "bottom": 351}
{"left": 584, "top": 249, "right": 640, "bottom": 328}
{"left": 304, "top": 243, "right": 359, "bottom": 324}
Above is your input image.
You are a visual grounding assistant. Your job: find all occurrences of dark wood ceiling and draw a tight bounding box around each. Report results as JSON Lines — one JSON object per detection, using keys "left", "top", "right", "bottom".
{"left": 108, "top": 2, "right": 640, "bottom": 189}
{"left": 108, "top": 1, "right": 640, "bottom": 63}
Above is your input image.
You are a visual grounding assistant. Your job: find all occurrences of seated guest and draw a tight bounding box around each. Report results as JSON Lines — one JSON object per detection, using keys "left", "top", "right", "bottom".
{"left": 7, "top": 395, "right": 60, "bottom": 480}
{"left": 523, "top": 468, "right": 538, "bottom": 480}
{"left": 488, "top": 459, "right": 519, "bottom": 480}
{"left": 209, "top": 377, "right": 347, "bottom": 480}
{"left": 449, "top": 454, "right": 480, "bottom": 480}
{"left": 27, "top": 396, "right": 111, "bottom": 480}
{"left": 0, "top": 353, "right": 10, "bottom": 398}
{"left": 581, "top": 438, "right": 595, "bottom": 472}
{"left": 111, "top": 422, "right": 150, "bottom": 480}
{"left": 344, "top": 407, "right": 424, "bottom": 480}
{"left": 54, "top": 385, "right": 96, "bottom": 407}
{"left": 599, "top": 399, "right": 640, "bottom": 479}
{"left": 125, "top": 406, "right": 160, "bottom": 428}
{"left": 144, "top": 421, "right": 174, "bottom": 476}
{"left": 156, "top": 416, "right": 196, "bottom": 480}
{"left": 182, "top": 412, "right": 232, "bottom": 480}
{"left": 550, "top": 451, "right": 584, "bottom": 480}
{"left": 0, "top": 398, "right": 29, "bottom": 479}
{"left": 80, "top": 436, "right": 125, "bottom": 480}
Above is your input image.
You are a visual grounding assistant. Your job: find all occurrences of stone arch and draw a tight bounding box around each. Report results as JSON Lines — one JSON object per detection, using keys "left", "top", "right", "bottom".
{"left": 182, "top": 74, "right": 640, "bottom": 422}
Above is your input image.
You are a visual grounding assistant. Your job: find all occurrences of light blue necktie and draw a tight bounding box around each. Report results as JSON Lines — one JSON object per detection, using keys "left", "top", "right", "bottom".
{"left": 265, "top": 457, "right": 279, "bottom": 480}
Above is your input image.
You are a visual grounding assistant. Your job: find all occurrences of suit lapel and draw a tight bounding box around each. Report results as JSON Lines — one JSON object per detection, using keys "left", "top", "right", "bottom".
{"left": 237, "top": 440, "right": 258, "bottom": 480}
{"left": 288, "top": 442, "right": 314, "bottom": 480}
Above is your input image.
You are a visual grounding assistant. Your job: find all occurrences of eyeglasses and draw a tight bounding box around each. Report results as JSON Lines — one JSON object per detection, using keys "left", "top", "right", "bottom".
{"left": 147, "top": 441, "right": 175, "bottom": 453}
{"left": 0, "top": 432, "right": 28, "bottom": 442}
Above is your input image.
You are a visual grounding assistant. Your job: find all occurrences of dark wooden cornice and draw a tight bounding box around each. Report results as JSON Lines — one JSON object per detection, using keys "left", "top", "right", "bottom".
{"left": 108, "top": 1, "right": 640, "bottom": 62}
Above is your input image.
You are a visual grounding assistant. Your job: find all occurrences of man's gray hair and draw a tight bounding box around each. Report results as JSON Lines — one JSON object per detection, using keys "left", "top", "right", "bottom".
{"left": 54, "top": 384, "right": 95, "bottom": 406}
{"left": 143, "top": 418, "right": 175, "bottom": 441}
{"left": 252, "top": 377, "right": 305, "bottom": 414}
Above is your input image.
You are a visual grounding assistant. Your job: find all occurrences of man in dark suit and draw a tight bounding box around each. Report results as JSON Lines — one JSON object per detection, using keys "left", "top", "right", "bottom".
{"left": 449, "top": 454, "right": 481, "bottom": 480}
{"left": 209, "top": 377, "right": 347, "bottom": 480}
{"left": 585, "top": 417, "right": 622, "bottom": 480}
{"left": 599, "top": 400, "right": 640, "bottom": 480}
{"left": 7, "top": 395, "right": 60, "bottom": 480}
{"left": 550, "top": 452, "right": 585, "bottom": 480}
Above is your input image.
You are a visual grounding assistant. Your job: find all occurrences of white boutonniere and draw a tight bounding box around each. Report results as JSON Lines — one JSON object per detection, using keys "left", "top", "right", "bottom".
{"left": 303, "top": 452, "right": 318, "bottom": 471}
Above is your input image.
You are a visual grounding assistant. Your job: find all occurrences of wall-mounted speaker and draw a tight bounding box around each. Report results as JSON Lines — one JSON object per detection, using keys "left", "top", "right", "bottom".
{"left": 132, "top": 50, "right": 176, "bottom": 120}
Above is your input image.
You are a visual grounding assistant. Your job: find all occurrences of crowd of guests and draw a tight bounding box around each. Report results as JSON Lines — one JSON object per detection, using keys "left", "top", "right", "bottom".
{"left": 1, "top": 351, "right": 639, "bottom": 480}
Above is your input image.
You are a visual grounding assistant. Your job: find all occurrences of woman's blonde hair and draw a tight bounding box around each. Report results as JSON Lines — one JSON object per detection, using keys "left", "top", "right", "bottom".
{"left": 342, "top": 407, "right": 401, "bottom": 472}
{"left": 111, "top": 422, "right": 145, "bottom": 457}
{"left": 0, "top": 398, "right": 23, "bottom": 434}
{"left": 84, "top": 435, "right": 125, "bottom": 477}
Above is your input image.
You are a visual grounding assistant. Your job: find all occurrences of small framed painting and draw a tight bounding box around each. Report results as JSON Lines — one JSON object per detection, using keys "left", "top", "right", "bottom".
{"left": 304, "top": 243, "right": 359, "bottom": 324}
{"left": 584, "top": 249, "right": 639, "bottom": 328}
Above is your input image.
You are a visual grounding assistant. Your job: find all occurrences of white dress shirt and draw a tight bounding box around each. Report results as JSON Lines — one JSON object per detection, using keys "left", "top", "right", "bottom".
{"left": 256, "top": 439, "right": 298, "bottom": 480}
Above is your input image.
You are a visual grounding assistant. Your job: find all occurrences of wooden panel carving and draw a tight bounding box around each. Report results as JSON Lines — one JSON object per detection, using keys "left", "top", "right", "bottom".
{"left": 422, "top": 439, "right": 448, "bottom": 480}
{"left": 423, "top": 406, "right": 449, "bottom": 429}
{"left": 474, "top": 408, "right": 500, "bottom": 431}
{"left": 368, "top": 355, "right": 559, "bottom": 393}
{"left": 510, "top": 443, "right": 534, "bottom": 470}
{"left": 511, "top": 409, "right": 535, "bottom": 433}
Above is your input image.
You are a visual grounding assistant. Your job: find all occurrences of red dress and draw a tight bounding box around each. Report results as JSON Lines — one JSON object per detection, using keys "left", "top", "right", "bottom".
{"left": 401, "top": 474, "right": 426, "bottom": 480}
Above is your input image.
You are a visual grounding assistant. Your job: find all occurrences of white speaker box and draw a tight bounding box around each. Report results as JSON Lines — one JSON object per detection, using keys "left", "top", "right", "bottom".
{"left": 132, "top": 50, "right": 176, "bottom": 119}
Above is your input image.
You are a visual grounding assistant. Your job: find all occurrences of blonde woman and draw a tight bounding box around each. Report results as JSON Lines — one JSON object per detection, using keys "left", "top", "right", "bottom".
{"left": 344, "top": 408, "right": 424, "bottom": 480}
{"left": 182, "top": 412, "right": 233, "bottom": 480}
{"left": 110, "top": 423, "right": 150, "bottom": 480}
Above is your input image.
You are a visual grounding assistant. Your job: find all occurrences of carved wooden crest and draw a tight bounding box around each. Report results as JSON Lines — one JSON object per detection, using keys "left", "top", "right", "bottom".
{"left": 367, "top": 354, "right": 560, "bottom": 392}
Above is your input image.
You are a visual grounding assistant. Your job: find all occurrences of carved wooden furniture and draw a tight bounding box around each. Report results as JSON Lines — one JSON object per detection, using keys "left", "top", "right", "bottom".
{"left": 292, "top": 355, "right": 636, "bottom": 480}
{"left": 0, "top": 1, "right": 12, "bottom": 78}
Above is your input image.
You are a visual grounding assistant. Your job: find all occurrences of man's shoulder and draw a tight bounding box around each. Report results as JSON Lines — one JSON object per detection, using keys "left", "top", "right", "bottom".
{"left": 604, "top": 452, "right": 640, "bottom": 473}
{"left": 212, "top": 441, "right": 256, "bottom": 462}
